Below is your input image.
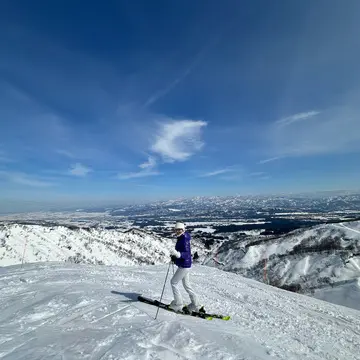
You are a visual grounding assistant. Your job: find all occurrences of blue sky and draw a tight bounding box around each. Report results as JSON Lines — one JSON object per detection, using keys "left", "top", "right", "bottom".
{"left": 1, "top": 0, "right": 360, "bottom": 211}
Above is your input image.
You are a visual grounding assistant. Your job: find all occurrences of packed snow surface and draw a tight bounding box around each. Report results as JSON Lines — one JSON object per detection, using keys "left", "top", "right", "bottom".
{"left": 0, "top": 263, "right": 359, "bottom": 359}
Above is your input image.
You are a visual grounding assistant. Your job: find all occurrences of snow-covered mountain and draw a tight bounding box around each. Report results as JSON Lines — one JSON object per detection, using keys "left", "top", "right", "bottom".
{"left": 0, "top": 223, "right": 206, "bottom": 267}
{"left": 111, "top": 191, "right": 360, "bottom": 214}
{"left": 1, "top": 262, "right": 359, "bottom": 359}
{"left": 206, "top": 221, "right": 360, "bottom": 310}
{"left": 2, "top": 219, "right": 360, "bottom": 313}
{"left": 5, "top": 192, "right": 359, "bottom": 224}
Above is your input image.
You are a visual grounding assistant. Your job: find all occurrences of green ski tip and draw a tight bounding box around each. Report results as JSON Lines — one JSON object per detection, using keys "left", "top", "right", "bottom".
{"left": 205, "top": 315, "right": 230, "bottom": 321}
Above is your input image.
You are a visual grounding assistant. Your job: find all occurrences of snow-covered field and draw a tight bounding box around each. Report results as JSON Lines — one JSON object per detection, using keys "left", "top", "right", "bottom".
{"left": 192, "top": 227, "right": 216, "bottom": 234}
{"left": 0, "top": 211, "right": 123, "bottom": 228}
{"left": 0, "top": 224, "right": 207, "bottom": 267}
{"left": 0, "top": 263, "right": 359, "bottom": 359}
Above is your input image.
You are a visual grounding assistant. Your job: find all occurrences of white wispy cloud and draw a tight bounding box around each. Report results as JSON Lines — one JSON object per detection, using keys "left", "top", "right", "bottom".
{"left": 117, "top": 170, "right": 160, "bottom": 180}
{"left": 275, "top": 111, "right": 320, "bottom": 127}
{"left": 264, "top": 103, "right": 360, "bottom": 159}
{"left": 69, "top": 163, "right": 92, "bottom": 177}
{"left": 151, "top": 120, "right": 207, "bottom": 162}
{"left": 143, "top": 37, "right": 218, "bottom": 107}
{"left": 0, "top": 171, "right": 55, "bottom": 187}
{"left": 197, "top": 165, "right": 245, "bottom": 180}
{"left": 118, "top": 156, "right": 160, "bottom": 180}
{"left": 144, "top": 68, "right": 193, "bottom": 107}
{"left": 199, "top": 168, "right": 234, "bottom": 177}
{"left": 199, "top": 169, "right": 233, "bottom": 177}
{"left": 139, "top": 156, "right": 157, "bottom": 170}
{"left": 116, "top": 118, "right": 207, "bottom": 181}
{"left": 56, "top": 149, "right": 74, "bottom": 158}
{"left": 258, "top": 156, "right": 283, "bottom": 164}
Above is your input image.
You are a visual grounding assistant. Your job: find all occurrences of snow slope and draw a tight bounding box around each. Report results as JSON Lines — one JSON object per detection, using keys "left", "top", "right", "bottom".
{"left": 0, "top": 263, "right": 359, "bottom": 359}
{"left": 0, "top": 224, "right": 206, "bottom": 267}
{"left": 206, "top": 221, "right": 360, "bottom": 310}
{"left": 313, "top": 278, "right": 360, "bottom": 311}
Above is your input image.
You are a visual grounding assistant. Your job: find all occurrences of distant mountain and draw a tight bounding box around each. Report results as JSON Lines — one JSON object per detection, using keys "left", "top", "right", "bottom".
{"left": 0, "top": 224, "right": 207, "bottom": 267}
{"left": 2, "top": 193, "right": 360, "bottom": 231}
{"left": 204, "top": 221, "right": 360, "bottom": 310}
{"left": 107, "top": 192, "right": 360, "bottom": 217}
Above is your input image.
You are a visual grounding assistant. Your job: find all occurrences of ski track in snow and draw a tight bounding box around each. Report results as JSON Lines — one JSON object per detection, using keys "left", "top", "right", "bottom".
{"left": 0, "top": 263, "right": 359, "bottom": 359}
{"left": 334, "top": 223, "right": 360, "bottom": 235}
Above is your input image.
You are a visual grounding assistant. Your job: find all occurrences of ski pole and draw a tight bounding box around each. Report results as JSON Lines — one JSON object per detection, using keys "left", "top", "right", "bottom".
{"left": 155, "top": 260, "right": 172, "bottom": 320}
{"left": 21, "top": 236, "right": 29, "bottom": 269}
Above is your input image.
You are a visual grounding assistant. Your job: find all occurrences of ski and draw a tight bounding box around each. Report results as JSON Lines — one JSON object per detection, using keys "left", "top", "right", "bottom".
{"left": 138, "top": 295, "right": 230, "bottom": 321}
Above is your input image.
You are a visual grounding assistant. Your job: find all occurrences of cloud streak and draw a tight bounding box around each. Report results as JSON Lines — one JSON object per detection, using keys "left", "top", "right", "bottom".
{"left": 275, "top": 111, "right": 320, "bottom": 127}
{"left": 118, "top": 156, "right": 161, "bottom": 180}
{"left": 69, "top": 163, "right": 92, "bottom": 177}
{"left": 258, "top": 156, "right": 283, "bottom": 164}
{"left": 0, "top": 171, "right": 55, "bottom": 187}
{"left": 151, "top": 120, "right": 207, "bottom": 162}
{"left": 199, "top": 166, "right": 240, "bottom": 177}
{"left": 117, "top": 170, "right": 160, "bottom": 180}
{"left": 56, "top": 149, "right": 75, "bottom": 158}
{"left": 139, "top": 156, "right": 157, "bottom": 170}
{"left": 200, "top": 169, "right": 233, "bottom": 177}
{"left": 144, "top": 67, "right": 193, "bottom": 107}
{"left": 262, "top": 101, "right": 360, "bottom": 160}
{"left": 143, "top": 37, "right": 219, "bottom": 107}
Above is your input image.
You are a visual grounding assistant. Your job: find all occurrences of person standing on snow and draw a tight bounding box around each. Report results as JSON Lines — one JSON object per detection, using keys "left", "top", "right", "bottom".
{"left": 169, "top": 222, "right": 201, "bottom": 313}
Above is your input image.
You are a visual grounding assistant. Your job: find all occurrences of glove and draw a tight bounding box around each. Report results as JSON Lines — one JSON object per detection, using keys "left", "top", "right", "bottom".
{"left": 171, "top": 250, "right": 181, "bottom": 258}
{"left": 170, "top": 255, "right": 177, "bottom": 263}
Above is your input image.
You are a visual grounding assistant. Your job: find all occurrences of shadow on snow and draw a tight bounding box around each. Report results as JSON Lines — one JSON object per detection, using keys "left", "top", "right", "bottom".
{"left": 111, "top": 290, "right": 142, "bottom": 303}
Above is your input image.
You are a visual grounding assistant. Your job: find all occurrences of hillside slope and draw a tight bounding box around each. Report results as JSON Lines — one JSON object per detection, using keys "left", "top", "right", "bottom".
{"left": 0, "top": 263, "right": 359, "bottom": 359}
{"left": 313, "top": 278, "right": 360, "bottom": 311}
{"left": 0, "top": 223, "right": 206, "bottom": 267}
{"left": 206, "top": 221, "right": 360, "bottom": 309}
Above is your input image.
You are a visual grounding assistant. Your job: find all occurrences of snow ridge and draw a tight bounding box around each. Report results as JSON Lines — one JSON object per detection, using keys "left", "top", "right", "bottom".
{"left": 208, "top": 221, "right": 360, "bottom": 310}
{"left": 0, "top": 223, "right": 206, "bottom": 267}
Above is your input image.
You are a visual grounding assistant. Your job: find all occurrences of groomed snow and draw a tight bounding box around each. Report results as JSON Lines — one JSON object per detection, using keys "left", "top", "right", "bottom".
{"left": 0, "top": 263, "right": 359, "bottom": 359}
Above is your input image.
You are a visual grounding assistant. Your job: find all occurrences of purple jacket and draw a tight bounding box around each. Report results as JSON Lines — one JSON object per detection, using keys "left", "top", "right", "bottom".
{"left": 175, "top": 232, "right": 192, "bottom": 268}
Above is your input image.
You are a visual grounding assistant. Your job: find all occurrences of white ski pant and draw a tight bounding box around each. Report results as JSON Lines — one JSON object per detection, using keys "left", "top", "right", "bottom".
{"left": 170, "top": 267, "right": 198, "bottom": 306}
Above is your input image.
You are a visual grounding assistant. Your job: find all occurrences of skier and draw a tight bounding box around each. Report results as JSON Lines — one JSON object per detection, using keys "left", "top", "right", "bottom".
{"left": 168, "top": 222, "right": 201, "bottom": 313}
